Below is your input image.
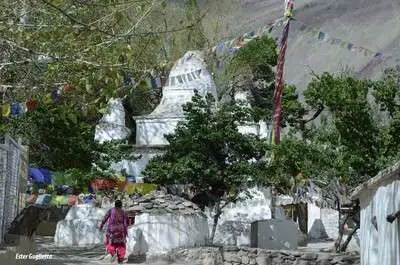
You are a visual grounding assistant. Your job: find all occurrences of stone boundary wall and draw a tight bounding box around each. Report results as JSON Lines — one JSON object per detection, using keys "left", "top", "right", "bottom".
{"left": 148, "top": 246, "right": 360, "bottom": 265}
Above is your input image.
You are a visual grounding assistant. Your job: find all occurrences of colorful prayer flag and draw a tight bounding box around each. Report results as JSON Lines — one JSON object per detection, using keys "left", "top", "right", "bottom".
{"left": 1, "top": 103, "right": 10, "bottom": 117}
{"left": 19, "top": 102, "right": 27, "bottom": 114}
{"left": 11, "top": 102, "right": 20, "bottom": 115}
{"left": 273, "top": 19, "right": 291, "bottom": 145}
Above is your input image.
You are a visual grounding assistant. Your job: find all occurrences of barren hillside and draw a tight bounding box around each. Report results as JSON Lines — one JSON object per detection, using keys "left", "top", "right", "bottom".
{"left": 200, "top": 0, "right": 400, "bottom": 89}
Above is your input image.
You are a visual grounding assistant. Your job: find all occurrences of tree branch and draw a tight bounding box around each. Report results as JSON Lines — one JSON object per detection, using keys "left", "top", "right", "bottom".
{"left": 304, "top": 106, "right": 324, "bottom": 124}
{"left": 40, "top": 0, "right": 115, "bottom": 36}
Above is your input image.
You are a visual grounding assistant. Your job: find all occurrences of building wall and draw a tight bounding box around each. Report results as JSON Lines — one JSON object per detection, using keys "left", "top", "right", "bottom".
{"left": 0, "top": 135, "right": 27, "bottom": 247}
{"left": 359, "top": 180, "right": 400, "bottom": 265}
{"left": 307, "top": 203, "right": 339, "bottom": 240}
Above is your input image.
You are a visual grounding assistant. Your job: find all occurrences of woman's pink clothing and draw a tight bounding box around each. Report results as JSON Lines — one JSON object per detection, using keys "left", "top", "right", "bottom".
{"left": 105, "top": 241, "right": 126, "bottom": 262}
{"left": 100, "top": 207, "right": 129, "bottom": 262}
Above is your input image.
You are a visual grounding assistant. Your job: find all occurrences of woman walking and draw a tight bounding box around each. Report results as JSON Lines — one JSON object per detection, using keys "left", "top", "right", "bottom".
{"left": 99, "top": 199, "right": 129, "bottom": 264}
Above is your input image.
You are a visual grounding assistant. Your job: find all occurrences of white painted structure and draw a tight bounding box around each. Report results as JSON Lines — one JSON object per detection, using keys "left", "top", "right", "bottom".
{"left": 104, "top": 52, "right": 272, "bottom": 179}
{"left": 351, "top": 162, "right": 400, "bottom": 265}
{"left": 234, "top": 91, "right": 272, "bottom": 139}
{"left": 114, "top": 51, "right": 218, "bottom": 179}
{"left": 94, "top": 98, "right": 131, "bottom": 144}
{"left": 135, "top": 50, "right": 217, "bottom": 148}
{"left": 207, "top": 187, "right": 273, "bottom": 246}
{"left": 307, "top": 203, "right": 339, "bottom": 240}
{"left": 55, "top": 205, "right": 209, "bottom": 254}
{"left": 54, "top": 205, "right": 108, "bottom": 246}
{"left": 127, "top": 213, "right": 209, "bottom": 255}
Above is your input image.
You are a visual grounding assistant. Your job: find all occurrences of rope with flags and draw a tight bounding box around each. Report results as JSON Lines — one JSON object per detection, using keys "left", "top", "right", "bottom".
{"left": 272, "top": 0, "right": 294, "bottom": 145}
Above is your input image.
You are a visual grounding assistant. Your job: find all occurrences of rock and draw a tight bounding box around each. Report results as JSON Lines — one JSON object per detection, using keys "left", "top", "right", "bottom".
{"left": 168, "top": 205, "right": 179, "bottom": 210}
{"left": 316, "top": 253, "right": 332, "bottom": 262}
{"left": 223, "top": 253, "right": 241, "bottom": 263}
{"left": 241, "top": 255, "right": 250, "bottom": 264}
{"left": 280, "top": 250, "right": 291, "bottom": 256}
{"left": 295, "top": 260, "right": 313, "bottom": 265}
{"left": 224, "top": 246, "right": 239, "bottom": 252}
{"left": 301, "top": 252, "right": 318, "bottom": 260}
{"left": 129, "top": 191, "right": 206, "bottom": 216}
{"left": 255, "top": 256, "right": 269, "bottom": 265}
{"left": 141, "top": 203, "right": 153, "bottom": 209}
{"left": 317, "top": 259, "right": 331, "bottom": 265}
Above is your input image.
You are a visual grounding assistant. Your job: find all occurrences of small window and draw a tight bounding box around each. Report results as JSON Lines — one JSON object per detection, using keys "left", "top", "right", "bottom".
{"left": 187, "top": 74, "right": 193, "bottom": 81}
{"left": 177, "top": 75, "right": 183, "bottom": 84}
{"left": 191, "top": 72, "right": 197, "bottom": 79}
{"left": 170, "top": 77, "right": 176, "bottom": 86}
{"left": 196, "top": 69, "right": 202, "bottom": 77}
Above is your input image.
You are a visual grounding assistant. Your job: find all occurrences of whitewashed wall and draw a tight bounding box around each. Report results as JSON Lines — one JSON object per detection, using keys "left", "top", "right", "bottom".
{"left": 54, "top": 205, "right": 109, "bottom": 246}
{"left": 359, "top": 180, "right": 400, "bottom": 265}
{"left": 307, "top": 204, "right": 339, "bottom": 240}
{"left": 206, "top": 187, "right": 272, "bottom": 246}
{"left": 127, "top": 213, "right": 209, "bottom": 254}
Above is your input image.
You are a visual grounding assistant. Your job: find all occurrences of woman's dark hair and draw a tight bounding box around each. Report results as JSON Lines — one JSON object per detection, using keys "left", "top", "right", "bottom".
{"left": 115, "top": 200, "right": 122, "bottom": 208}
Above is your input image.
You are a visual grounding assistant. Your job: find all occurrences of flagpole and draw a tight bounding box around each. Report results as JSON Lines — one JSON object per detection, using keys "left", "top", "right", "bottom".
{"left": 272, "top": 0, "right": 294, "bottom": 145}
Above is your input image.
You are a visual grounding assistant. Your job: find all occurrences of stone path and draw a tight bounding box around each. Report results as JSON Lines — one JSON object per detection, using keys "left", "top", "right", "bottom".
{"left": 0, "top": 236, "right": 356, "bottom": 265}
{"left": 0, "top": 236, "right": 184, "bottom": 265}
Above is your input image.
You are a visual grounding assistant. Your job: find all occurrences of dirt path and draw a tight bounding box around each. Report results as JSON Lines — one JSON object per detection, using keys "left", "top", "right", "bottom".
{"left": 0, "top": 236, "right": 113, "bottom": 265}
{"left": 0, "top": 236, "right": 184, "bottom": 265}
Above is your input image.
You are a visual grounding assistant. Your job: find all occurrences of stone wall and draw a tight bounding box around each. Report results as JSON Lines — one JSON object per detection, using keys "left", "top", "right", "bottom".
{"left": 150, "top": 247, "right": 360, "bottom": 265}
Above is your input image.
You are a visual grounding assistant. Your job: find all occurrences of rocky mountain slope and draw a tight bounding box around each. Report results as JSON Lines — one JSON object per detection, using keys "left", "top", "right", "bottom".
{"left": 201, "top": 0, "right": 400, "bottom": 89}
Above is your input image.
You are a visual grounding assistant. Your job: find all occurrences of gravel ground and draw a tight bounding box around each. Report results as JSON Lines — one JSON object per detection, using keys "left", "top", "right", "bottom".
{"left": 0, "top": 236, "right": 345, "bottom": 265}
{"left": 0, "top": 236, "right": 187, "bottom": 265}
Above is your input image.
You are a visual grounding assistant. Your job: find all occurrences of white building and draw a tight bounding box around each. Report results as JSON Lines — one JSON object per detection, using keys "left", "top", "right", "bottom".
{"left": 350, "top": 162, "right": 400, "bottom": 265}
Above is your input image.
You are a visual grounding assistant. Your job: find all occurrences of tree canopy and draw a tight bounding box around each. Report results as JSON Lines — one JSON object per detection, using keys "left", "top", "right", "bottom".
{"left": 0, "top": 0, "right": 208, "bottom": 172}
{"left": 143, "top": 92, "right": 269, "bottom": 192}
{"left": 272, "top": 69, "right": 400, "bottom": 189}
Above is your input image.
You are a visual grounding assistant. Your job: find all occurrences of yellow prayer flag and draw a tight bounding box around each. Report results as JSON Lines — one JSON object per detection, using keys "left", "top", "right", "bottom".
{"left": 1, "top": 103, "right": 11, "bottom": 117}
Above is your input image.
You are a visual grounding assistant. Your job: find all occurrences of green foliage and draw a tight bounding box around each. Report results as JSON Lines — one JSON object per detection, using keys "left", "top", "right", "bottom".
{"left": 0, "top": 0, "right": 209, "bottom": 173}
{"left": 90, "top": 140, "right": 139, "bottom": 178}
{"left": 52, "top": 168, "right": 91, "bottom": 188}
{"left": 272, "top": 70, "right": 400, "bottom": 188}
{"left": 1, "top": 92, "right": 97, "bottom": 170}
{"left": 143, "top": 92, "right": 270, "bottom": 202}
{"left": 221, "top": 36, "right": 277, "bottom": 121}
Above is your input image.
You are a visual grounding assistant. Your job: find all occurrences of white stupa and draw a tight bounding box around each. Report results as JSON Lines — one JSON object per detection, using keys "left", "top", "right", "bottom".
{"left": 94, "top": 98, "right": 131, "bottom": 144}
{"left": 135, "top": 50, "right": 217, "bottom": 147}
{"left": 114, "top": 51, "right": 217, "bottom": 179}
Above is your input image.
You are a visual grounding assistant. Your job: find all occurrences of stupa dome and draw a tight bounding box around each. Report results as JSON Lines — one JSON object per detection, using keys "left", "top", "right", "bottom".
{"left": 142, "top": 51, "right": 217, "bottom": 119}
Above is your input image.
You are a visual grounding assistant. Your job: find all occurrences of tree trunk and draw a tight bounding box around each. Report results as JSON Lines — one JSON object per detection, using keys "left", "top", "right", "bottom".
{"left": 270, "top": 185, "right": 277, "bottom": 219}
{"left": 210, "top": 201, "right": 222, "bottom": 244}
{"left": 335, "top": 204, "right": 360, "bottom": 252}
{"left": 335, "top": 212, "right": 349, "bottom": 251}
{"left": 339, "top": 223, "right": 360, "bottom": 252}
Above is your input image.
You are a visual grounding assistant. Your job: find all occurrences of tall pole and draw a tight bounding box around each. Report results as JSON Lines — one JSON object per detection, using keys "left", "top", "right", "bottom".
{"left": 272, "top": 0, "right": 294, "bottom": 145}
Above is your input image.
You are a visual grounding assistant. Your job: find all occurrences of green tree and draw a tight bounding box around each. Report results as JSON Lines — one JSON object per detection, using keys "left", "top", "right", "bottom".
{"left": 143, "top": 92, "right": 270, "bottom": 241}
{"left": 218, "top": 36, "right": 278, "bottom": 121}
{"left": 267, "top": 69, "right": 400, "bottom": 252}
{"left": 0, "top": 0, "right": 209, "bottom": 171}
